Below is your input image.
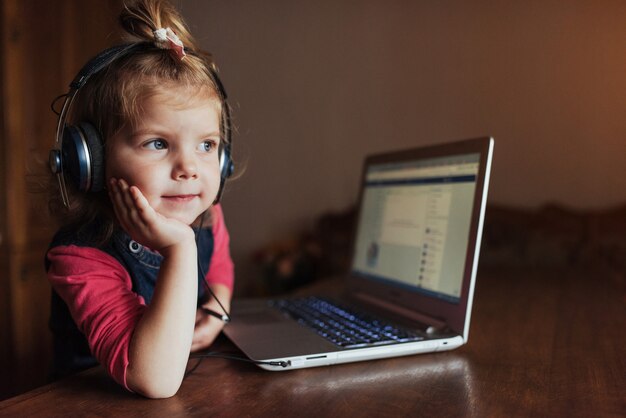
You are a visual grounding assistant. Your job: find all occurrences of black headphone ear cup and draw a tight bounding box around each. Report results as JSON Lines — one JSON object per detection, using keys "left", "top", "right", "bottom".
{"left": 219, "top": 145, "right": 233, "bottom": 181}
{"left": 213, "top": 143, "right": 233, "bottom": 205}
{"left": 61, "top": 124, "right": 89, "bottom": 192}
{"left": 61, "top": 122, "right": 104, "bottom": 192}
{"left": 78, "top": 122, "right": 105, "bottom": 192}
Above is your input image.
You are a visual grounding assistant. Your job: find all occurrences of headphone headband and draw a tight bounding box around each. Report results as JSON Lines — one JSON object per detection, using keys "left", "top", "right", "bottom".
{"left": 70, "top": 44, "right": 146, "bottom": 91}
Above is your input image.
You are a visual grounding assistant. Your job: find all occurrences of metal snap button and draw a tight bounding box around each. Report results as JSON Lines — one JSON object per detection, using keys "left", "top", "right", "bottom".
{"left": 129, "top": 240, "right": 142, "bottom": 253}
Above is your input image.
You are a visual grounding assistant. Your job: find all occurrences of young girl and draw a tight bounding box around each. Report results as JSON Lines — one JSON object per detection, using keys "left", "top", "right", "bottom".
{"left": 46, "top": 0, "right": 234, "bottom": 398}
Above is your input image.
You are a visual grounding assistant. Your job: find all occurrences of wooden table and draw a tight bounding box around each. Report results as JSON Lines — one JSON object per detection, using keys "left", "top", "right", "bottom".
{"left": 1, "top": 266, "right": 624, "bottom": 417}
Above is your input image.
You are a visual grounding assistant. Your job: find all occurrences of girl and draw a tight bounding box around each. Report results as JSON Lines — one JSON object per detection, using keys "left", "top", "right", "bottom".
{"left": 46, "top": 0, "right": 234, "bottom": 398}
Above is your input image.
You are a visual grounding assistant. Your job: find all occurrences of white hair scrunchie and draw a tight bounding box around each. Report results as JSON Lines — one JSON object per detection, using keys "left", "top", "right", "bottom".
{"left": 153, "top": 27, "right": 186, "bottom": 60}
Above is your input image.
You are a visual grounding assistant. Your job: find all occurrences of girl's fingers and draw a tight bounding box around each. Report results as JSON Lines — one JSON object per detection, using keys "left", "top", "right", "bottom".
{"left": 118, "top": 179, "right": 137, "bottom": 212}
{"left": 110, "top": 178, "right": 143, "bottom": 229}
{"left": 109, "top": 178, "right": 127, "bottom": 222}
{"left": 110, "top": 178, "right": 164, "bottom": 235}
{"left": 129, "top": 186, "right": 157, "bottom": 225}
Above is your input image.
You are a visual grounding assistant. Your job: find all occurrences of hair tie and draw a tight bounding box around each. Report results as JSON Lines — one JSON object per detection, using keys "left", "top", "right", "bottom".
{"left": 153, "top": 27, "right": 186, "bottom": 60}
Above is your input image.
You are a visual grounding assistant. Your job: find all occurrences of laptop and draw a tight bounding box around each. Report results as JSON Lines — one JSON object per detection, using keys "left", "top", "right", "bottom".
{"left": 223, "top": 136, "right": 494, "bottom": 370}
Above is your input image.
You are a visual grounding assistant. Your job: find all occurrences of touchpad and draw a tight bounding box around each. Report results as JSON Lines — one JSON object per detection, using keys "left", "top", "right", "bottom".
{"left": 236, "top": 309, "right": 288, "bottom": 326}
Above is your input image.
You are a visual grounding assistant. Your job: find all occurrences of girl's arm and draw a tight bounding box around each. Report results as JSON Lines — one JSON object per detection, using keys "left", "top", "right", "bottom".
{"left": 109, "top": 178, "right": 198, "bottom": 398}
{"left": 47, "top": 246, "right": 146, "bottom": 387}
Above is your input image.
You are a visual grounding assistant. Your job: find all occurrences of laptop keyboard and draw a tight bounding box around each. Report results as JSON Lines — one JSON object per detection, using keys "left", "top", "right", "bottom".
{"left": 271, "top": 296, "right": 424, "bottom": 349}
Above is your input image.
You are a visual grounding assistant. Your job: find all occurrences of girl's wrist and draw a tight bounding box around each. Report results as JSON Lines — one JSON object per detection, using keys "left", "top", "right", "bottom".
{"left": 158, "top": 237, "right": 197, "bottom": 259}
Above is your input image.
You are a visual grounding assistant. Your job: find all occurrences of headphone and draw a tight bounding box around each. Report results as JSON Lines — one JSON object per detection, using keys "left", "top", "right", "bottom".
{"left": 49, "top": 43, "right": 234, "bottom": 208}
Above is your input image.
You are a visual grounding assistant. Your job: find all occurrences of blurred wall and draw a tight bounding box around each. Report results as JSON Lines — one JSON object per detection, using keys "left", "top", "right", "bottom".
{"left": 180, "top": 0, "right": 626, "bottom": 293}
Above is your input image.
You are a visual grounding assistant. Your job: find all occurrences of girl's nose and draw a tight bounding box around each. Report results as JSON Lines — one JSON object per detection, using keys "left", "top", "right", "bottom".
{"left": 172, "top": 151, "right": 198, "bottom": 180}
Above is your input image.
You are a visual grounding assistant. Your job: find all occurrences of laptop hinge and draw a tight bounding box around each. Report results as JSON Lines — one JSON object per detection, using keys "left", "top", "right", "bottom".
{"left": 352, "top": 292, "right": 447, "bottom": 333}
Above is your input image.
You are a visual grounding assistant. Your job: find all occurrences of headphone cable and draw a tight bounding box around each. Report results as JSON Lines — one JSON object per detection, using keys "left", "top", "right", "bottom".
{"left": 185, "top": 351, "right": 291, "bottom": 378}
{"left": 195, "top": 211, "right": 232, "bottom": 323}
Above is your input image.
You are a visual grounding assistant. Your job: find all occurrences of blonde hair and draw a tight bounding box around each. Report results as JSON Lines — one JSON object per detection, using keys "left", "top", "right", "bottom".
{"left": 49, "top": 0, "right": 225, "bottom": 243}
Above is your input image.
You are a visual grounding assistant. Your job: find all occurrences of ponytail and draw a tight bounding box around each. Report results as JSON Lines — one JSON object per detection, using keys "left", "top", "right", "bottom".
{"left": 119, "top": 0, "right": 200, "bottom": 51}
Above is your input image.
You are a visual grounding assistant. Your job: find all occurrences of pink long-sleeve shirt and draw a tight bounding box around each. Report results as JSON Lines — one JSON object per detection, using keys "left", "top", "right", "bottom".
{"left": 47, "top": 204, "right": 234, "bottom": 389}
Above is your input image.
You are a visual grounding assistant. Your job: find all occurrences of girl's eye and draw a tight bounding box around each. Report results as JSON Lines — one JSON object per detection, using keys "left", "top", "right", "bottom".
{"left": 199, "top": 140, "right": 217, "bottom": 152}
{"left": 144, "top": 139, "right": 167, "bottom": 150}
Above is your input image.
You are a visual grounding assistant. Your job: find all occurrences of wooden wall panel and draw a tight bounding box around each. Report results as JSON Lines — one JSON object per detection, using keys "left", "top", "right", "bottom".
{"left": 0, "top": 0, "right": 28, "bottom": 400}
{"left": 0, "top": 0, "right": 122, "bottom": 400}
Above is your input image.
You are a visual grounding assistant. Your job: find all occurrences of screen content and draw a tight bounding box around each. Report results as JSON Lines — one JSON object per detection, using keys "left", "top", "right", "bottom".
{"left": 351, "top": 153, "right": 480, "bottom": 303}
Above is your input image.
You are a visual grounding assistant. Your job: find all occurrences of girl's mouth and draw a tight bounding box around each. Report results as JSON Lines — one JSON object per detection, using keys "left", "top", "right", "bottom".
{"left": 162, "top": 194, "right": 198, "bottom": 202}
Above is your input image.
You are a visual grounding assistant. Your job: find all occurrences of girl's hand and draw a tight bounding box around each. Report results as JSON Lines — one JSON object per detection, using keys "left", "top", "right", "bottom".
{"left": 108, "top": 178, "right": 195, "bottom": 253}
{"left": 190, "top": 308, "right": 226, "bottom": 352}
{"left": 191, "top": 283, "right": 231, "bottom": 352}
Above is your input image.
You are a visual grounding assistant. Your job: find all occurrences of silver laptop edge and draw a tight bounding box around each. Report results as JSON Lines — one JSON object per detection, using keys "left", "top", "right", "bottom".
{"left": 462, "top": 138, "right": 494, "bottom": 342}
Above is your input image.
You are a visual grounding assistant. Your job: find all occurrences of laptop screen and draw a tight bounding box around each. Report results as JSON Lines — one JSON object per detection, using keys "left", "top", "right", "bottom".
{"left": 351, "top": 152, "right": 480, "bottom": 303}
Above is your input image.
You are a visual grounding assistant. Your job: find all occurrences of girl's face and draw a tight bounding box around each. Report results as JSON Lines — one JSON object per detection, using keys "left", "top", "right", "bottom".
{"left": 106, "top": 87, "right": 222, "bottom": 226}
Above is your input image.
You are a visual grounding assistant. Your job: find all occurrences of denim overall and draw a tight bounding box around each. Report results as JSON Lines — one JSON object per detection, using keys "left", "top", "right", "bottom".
{"left": 46, "top": 220, "right": 214, "bottom": 379}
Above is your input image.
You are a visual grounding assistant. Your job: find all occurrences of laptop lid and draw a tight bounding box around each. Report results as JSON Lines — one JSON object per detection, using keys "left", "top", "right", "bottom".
{"left": 346, "top": 137, "right": 494, "bottom": 341}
